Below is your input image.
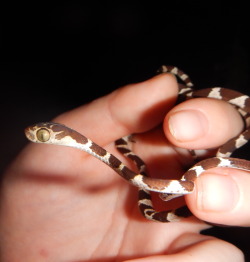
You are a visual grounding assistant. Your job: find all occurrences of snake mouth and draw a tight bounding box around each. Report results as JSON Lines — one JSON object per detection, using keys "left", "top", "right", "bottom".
{"left": 24, "top": 126, "right": 35, "bottom": 142}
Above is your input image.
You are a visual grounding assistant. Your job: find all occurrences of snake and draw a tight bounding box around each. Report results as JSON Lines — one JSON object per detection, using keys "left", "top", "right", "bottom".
{"left": 25, "top": 65, "right": 250, "bottom": 222}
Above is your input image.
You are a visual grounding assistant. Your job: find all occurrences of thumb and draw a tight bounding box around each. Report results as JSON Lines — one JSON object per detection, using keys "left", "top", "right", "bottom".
{"left": 186, "top": 167, "right": 250, "bottom": 226}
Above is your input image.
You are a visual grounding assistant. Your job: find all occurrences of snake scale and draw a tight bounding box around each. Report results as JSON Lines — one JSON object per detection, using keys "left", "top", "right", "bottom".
{"left": 25, "top": 66, "right": 250, "bottom": 222}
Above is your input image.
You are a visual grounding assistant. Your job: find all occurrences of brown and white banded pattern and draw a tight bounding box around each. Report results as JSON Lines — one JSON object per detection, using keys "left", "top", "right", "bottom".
{"left": 25, "top": 66, "right": 250, "bottom": 222}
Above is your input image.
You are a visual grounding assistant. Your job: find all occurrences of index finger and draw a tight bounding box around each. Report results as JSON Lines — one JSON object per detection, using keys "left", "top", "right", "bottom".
{"left": 54, "top": 73, "right": 179, "bottom": 145}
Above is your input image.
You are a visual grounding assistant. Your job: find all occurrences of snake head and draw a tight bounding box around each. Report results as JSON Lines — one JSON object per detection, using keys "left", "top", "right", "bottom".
{"left": 25, "top": 122, "right": 87, "bottom": 148}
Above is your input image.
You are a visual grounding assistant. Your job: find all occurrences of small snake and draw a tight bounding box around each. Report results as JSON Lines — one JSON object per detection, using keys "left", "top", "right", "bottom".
{"left": 25, "top": 66, "right": 250, "bottom": 222}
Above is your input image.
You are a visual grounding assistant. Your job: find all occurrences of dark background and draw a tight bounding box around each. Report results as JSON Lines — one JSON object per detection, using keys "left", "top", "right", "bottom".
{"left": 1, "top": 1, "right": 250, "bottom": 260}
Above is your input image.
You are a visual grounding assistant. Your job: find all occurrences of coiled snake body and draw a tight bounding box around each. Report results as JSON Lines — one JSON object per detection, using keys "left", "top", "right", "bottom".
{"left": 25, "top": 66, "right": 250, "bottom": 222}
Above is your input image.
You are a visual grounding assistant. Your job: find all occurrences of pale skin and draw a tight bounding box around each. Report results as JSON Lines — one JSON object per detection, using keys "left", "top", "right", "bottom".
{"left": 0, "top": 73, "right": 249, "bottom": 261}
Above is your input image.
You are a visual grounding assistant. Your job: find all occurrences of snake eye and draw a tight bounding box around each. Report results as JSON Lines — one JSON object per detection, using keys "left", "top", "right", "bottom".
{"left": 36, "top": 128, "right": 50, "bottom": 142}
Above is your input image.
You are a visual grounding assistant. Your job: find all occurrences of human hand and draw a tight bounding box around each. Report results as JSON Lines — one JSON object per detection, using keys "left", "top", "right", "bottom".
{"left": 0, "top": 73, "right": 246, "bottom": 261}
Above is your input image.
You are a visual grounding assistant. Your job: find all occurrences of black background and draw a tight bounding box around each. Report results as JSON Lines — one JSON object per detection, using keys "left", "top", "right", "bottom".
{"left": 1, "top": 1, "right": 250, "bottom": 260}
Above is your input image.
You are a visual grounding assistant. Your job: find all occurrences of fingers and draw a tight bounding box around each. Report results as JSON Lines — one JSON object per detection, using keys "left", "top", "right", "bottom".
{"left": 186, "top": 168, "right": 250, "bottom": 226}
{"left": 163, "top": 98, "right": 244, "bottom": 150}
{"left": 162, "top": 90, "right": 250, "bottom": 227}
{"left": 53, "top": 73, "right": 250, "bottom": 228}
{"left": 161, "top": 92, "right": 250, "bottom": 226}
{"left": 125, "top": 234, "right": 244, "bottom": 262}
{"left": 55, "top": 73, "right": 179, "bottom": 145}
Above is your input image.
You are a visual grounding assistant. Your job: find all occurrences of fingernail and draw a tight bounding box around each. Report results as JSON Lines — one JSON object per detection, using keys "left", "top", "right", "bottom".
{"left": 196, "top": 174, "right": 239, "bottom": 212}
{"left": 168, "top": 110, "right": 208, "bottom": 141}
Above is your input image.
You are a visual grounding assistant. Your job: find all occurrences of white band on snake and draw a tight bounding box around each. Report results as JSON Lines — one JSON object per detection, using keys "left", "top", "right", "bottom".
{"left": 25, "top": 66, "right": 250, "bottom": 222}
